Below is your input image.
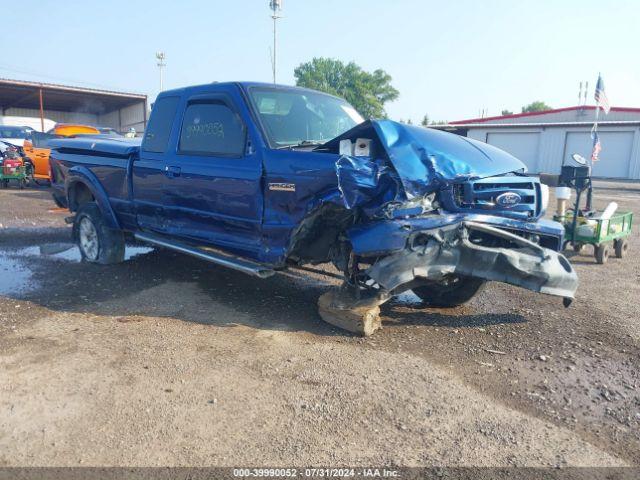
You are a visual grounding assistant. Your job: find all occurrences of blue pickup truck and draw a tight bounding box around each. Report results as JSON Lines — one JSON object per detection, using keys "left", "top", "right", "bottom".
{"left": 50, "top": 81, "right": 577, "bottom": 313}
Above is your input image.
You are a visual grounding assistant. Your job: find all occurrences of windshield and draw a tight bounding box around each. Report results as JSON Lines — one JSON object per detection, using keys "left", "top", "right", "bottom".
{"left": 0, "top": 126, "right": 32, "bottom": 139}
{"left": 248, "top": 87, "right": 364, "bottom": 148}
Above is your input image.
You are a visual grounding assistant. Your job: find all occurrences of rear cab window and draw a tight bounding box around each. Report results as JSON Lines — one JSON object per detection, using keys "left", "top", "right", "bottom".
{"left": 178, "top": 100, "right": 246, "bottom": 157}
{"left": 142, "top": 96, "right": 180, "bottom": 153}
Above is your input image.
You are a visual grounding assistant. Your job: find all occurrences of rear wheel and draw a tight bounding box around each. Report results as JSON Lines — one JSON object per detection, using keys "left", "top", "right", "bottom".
{"left": 412, "top": 276, "right": 486, "bottom": 308}
{"left": 614, "top": 239, "right": 629, "bottom": 259}
{"left": 73, "top": 202, "right": 125, "bottom": 264}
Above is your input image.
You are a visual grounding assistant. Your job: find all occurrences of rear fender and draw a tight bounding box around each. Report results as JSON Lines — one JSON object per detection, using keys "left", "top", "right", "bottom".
{"left": 66, "top": 166, "right": 120, "bottom": 229}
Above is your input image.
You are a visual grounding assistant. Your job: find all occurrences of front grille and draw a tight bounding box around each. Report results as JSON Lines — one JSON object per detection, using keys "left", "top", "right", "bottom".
{"left": 444, "top": 176, "right": 541, "bottom": 220}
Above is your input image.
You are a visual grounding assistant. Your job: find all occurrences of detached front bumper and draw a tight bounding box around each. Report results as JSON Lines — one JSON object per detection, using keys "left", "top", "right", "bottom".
{"left": 365, "top": 221, "right": 578, "bottom": 301}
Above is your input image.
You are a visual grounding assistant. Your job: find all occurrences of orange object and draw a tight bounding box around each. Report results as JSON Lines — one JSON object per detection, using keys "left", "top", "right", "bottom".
{"left": 23, "top": 139, "right": 51, "bottom": 180}
{"left": 51, "top": 124, "right": 100, "bottom": 136}
{"left": 24, "top": 124, "right": 101, "bottom": 182}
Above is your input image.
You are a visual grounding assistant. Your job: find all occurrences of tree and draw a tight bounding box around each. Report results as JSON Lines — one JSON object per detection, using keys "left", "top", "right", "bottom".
{"left": 521, "top": 101, "right": 551, "bottom": 113}
{"left": 421, "top": 114, "right": 430, "bottom": 126}
{"left": 294, "top": 57, "right": 399, "bottom": 119}
{"left": 501, "top": 109, "right": 513, "bottom": 116}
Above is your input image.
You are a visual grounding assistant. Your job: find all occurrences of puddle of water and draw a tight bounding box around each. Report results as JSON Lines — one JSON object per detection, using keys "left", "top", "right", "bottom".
{"left": 14, "top": 244, "right": 154, "bottom": 263}
{"left": 0, "top": 254, "right": 35, "bottom": 295}
{"left": 0, "top": 244, "right": 155, "bottom": 296}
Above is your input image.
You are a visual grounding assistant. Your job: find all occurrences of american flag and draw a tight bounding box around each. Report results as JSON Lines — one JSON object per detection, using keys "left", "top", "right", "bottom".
{"left": 591, "top": 130, "right": 602, "bottom": 162}
{"left": 594, "top": 74, "right": 610, "bottom": 114}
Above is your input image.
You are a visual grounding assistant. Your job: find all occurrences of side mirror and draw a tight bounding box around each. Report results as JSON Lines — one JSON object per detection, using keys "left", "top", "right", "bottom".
{"left": 539, "top": 173, "right": 560, "bottom": 187}
{"left": 571, "top": 153, "right": 587, "bottom": 165}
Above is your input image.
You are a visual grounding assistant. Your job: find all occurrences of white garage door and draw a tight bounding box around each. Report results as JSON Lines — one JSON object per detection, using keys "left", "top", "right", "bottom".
{"left": 486, "top": 132, "right": 540, "bottom": 172}
{"left": 564, "top": 131, "right": 633, "bottom": 178}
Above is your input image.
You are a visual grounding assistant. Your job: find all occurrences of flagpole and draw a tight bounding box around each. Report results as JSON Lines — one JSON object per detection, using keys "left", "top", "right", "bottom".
{"left": 588, "top": 93, "right": 601, "bottom": 211}
{"left": 588, "top": 74, "right": 600, "bottom": 211}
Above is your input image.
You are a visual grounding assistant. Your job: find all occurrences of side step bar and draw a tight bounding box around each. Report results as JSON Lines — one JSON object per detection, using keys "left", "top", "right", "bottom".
{"left": 134, "top": 232, "right": 275, "bottom": 279}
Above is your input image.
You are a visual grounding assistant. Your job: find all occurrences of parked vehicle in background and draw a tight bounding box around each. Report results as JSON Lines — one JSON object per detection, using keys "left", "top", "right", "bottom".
{"left": 0, "top": 115, "right": 56, "bottom": 133}
{"left": 23, "top": 124, "right": 103, "bottom": 185}
{"left": 98, "top": 127, "right": 123, "bottom": 136}
{"left": 48, "top": 82, "right": 578, "bottom": 331}
{"left": 48, "top": 124, "right": 100, "bottom": 136}
{"left": 0, "top": 125, "right": 35, "bottom": 148}
{"left": 22, "top": 132, "right": 61, "bottom": 184}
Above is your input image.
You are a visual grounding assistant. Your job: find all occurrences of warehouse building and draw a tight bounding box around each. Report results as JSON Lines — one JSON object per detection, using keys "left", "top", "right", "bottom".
{"left": 0, "top": 78, "right": 147, "bottom": 133}
{"left": 437, "top": 106, "right": 640, "bottom": 179}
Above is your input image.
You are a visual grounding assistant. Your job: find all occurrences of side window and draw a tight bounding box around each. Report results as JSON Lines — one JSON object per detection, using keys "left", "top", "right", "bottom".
{"left": 142, "top": 96, "right": 180, "bottom": 153}
{"left": 178, "top": 101, "right": 245, "bottom": 156}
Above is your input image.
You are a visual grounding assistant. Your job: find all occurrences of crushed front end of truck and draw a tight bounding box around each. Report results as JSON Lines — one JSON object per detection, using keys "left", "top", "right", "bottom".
{"left": 311, "top": 120, "right": 577, "bottom": 320}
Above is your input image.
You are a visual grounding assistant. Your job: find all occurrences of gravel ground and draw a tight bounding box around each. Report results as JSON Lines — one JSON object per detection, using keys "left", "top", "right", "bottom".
{"left": 0, "top": 182, "right": 638, "bottom": 467}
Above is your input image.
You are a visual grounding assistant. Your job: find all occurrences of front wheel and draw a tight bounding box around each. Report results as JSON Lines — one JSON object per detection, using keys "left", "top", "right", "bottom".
{"left": 412, "top": 276, "right": 485, "bottom": 308}
{"left": 73, "top": 202, "right": 125, "bottom": 264}
{"left": 23, "top": 161, "right": 34, "bottom": 184}
{"left": 594, "top": 243, "right": 610, "bottom": 264}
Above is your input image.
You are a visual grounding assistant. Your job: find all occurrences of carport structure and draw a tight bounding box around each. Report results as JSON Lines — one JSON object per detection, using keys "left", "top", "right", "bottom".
{"left": 0, "top": 78, "right": 147, "bottom": 133}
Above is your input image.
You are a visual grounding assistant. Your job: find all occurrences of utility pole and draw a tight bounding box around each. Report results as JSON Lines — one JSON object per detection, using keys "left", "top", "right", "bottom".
{"left": 156, "top": 51, "right": 166, "bottom": 92}
{"left": 269, "top": 0, "right": 282, "bottom": 84}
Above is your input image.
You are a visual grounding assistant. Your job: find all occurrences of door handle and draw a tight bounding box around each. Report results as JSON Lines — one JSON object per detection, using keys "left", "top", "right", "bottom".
{"left": 164, "top": 165, "right": 181, "bottom": 178}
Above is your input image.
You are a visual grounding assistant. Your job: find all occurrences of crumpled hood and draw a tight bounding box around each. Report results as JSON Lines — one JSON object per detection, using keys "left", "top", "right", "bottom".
{"left": 326, "top": 120, "right": 527, "bottom": 212}
{"left": 371, "top": 120, "right": 527, "bottom": 198}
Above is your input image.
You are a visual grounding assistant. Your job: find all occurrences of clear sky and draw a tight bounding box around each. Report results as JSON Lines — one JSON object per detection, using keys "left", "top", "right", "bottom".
{"left": 2, "top": 0, "right": 638, "bottom": 122}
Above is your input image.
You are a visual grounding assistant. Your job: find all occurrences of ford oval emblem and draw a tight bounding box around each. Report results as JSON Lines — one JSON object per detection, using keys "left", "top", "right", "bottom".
{"left": 496, "top": 192, "right": 521, "bottom": 207}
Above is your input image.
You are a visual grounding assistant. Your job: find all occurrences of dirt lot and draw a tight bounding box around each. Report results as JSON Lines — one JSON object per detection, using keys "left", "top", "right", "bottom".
{"left": 0, "top": 182, "right": 639, "bottom": 467}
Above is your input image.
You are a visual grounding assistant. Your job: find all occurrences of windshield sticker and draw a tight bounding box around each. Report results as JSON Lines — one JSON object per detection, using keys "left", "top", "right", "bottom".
{"left": 185, "top": 121, "right": 225, "bottom": 139}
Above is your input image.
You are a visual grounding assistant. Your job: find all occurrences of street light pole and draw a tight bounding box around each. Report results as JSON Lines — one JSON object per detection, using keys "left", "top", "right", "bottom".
{"left": 272, "top": 13, "right": 277, "bottom": 83}
{"left": 156, "top": 51, "right": 166, "bottom": 92}
{"left": 269, "top": 1, "right": 282, "bottom": 84}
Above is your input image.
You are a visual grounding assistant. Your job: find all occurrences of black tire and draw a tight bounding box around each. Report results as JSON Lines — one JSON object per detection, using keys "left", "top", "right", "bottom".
{"left": 1, "top": 179, "right": 8, "bottom": 189}
{"left": 412, "top": 276, "right": 486, "bottom": 308}
{"left": 52, "top": 192, "right": 66, "bottom": 208}
{"left": 73, "top": 202, "right": 125, "bottom": 264}
{"left": 573, "top": 242, "right": 585, "bottom": 254}
{"left": 595, "top": 243, "right": 610, "bottom": 264}
{"left": 614, "top": 239, "right": 629, "bottom": 259}
{"left": 23, "top": 160, "right": 34, "bottom": 183}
